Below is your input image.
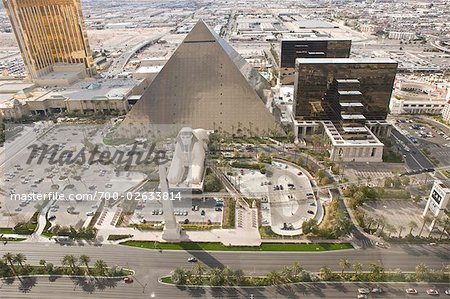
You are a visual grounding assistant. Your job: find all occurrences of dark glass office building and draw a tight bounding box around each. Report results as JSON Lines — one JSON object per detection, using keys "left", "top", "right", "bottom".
{"left": 280, "top": 38, "right": 351, "bottom": 84}
{"left": 280, "top": 38, "right": 351, "bottom": 68}
{"left": 294, "top": 58, "right": 398, "bottom": 121}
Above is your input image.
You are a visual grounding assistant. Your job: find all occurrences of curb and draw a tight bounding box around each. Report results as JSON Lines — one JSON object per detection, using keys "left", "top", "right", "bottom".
{"left": 118, "top": 243, "right": 355, "bottom": 254}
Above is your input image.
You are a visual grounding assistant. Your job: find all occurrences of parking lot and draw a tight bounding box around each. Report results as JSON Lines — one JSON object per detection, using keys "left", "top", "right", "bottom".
{"left": 130, "top": 197, "right": 223, "bottom": 226}
{"left": 360, "top": 200, "right": 435, "bottom": 237}
{"left": 396, "top": 118, "right": 450, "bottom": 166}
{"left": 229, "top": 161, "right": 317, "bottom": 235}
{"left": 267, "top": 162, "right": 317, "bottom": 235}
{"left": 1, "top": 124, "right": 145, "bottom": 228}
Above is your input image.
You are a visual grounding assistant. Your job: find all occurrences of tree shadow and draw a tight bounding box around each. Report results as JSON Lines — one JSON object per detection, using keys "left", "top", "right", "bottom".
{"left": 185, "top": 286, "right": 206, "bottom": 297}
{"left": 18, "top": 276, "right": 37, "bottom": 293}
{"left": 94, "top": 277, "right": 118, "bottom": 290}
{"left": 71, "top": 277, "right": 95, "bottom": 293}
{"left": 275, "top": 284, "right": 300, "bottom": 299}
{"left": 2, "top": 277, "right": 16, "bottom": 285}
{"left": 48, "top": 275, "right": 61, "bottom": 282}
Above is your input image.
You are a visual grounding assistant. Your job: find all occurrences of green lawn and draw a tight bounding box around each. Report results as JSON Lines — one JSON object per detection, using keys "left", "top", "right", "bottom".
{"left": 120, "top": 241, "right": 353, "bottom": 252}
{"left": 0, "top": 228, "right": 15, "bottom": 234}
{"left": 0, "top": 237, "right": 26, "bottom": 242}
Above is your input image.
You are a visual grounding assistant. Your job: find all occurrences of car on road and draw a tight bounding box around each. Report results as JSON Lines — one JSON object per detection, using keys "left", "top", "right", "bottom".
{"left": 375, "top": 242, "right": 387, "bottom": 248}
{"left": 426, "top": 289, "right": 439, "bottom": 295}
{"left": 371, "top": 287, "right": 383, "bottom": 294}
{"left": 123, "top": 277, "right": 133, "bottom": 284}
{"left": 357, "top": 295, "right": 367, "bottom": 299}
{"left": 444, "top": 289, "right": 450, "bottom": 295}
{"left": 358, "top": 288, "right": 370, "bottom": 294}
{"left": 406, "top": 288, "right": 418, "bottom": 294}
{"left": 307, "top": 210, "right": 314, "bottom": 215}
{"left": 86, "top": 211, "right": 94, "bottom": 216}
{"left": 188, "top": 257, "right": 198, "bottom": 263}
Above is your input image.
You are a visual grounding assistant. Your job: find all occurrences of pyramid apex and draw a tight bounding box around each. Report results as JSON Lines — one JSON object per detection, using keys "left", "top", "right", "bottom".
{"left": 183, "top": 19, "right": 216, "bottom": 43}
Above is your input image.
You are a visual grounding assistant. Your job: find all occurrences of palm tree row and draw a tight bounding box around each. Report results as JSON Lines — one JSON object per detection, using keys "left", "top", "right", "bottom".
{"left": 61, "top": 254, "right": 109, "bottom": 276}
{"left": 170, "top": 260, "right": 449, "bottom": 286}
{"left": 1, "top": 253, "right": 119, "bottom": 278}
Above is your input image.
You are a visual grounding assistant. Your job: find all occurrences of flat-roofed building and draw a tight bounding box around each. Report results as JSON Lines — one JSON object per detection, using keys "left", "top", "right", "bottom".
{"left": 3, "top": 0, "right": 95, "bottom": 82}
{"left": 280, "top": 38, "right": 351, "bottom": 84}
{"left": 390, "top": 80, "right": 448, "bottom": 115}
{"left": 442, "top": 100, "right": 450, "bottom": 124}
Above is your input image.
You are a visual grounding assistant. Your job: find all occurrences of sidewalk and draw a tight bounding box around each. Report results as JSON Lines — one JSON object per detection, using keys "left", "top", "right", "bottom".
{"left": 104, "top": 227, "right": 262, "bottom": 246}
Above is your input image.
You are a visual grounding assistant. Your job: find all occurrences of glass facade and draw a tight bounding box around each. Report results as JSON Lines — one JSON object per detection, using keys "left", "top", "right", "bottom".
{"left": 280, "top": 39, "right": 351, "bottom": 85}
{"left": 3, "top": 0, "right": 94, "bottom": 79}
{"left": 294, "top": 59, "right": 398, "bottom": 121}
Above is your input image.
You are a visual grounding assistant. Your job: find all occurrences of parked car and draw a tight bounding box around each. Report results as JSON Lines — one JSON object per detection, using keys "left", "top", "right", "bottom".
{"left": 123, "top": 277, "right": 133, "bottom": 284}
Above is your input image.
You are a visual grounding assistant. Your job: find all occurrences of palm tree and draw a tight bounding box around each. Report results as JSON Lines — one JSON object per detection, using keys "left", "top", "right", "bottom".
{"left": 62, "top": 255, "right": 77, "bottom": 273}
{"left": 281, "top": 266, "right": 293, "bottom": 282}
{"left": 291, "top": 262, "right": 302, "bottom": 277}
{"left": 93, "top": 260, "right": 107, "bottom": 276}
{"left": 319, "top": 266, "right": 334, "bottom": 281}
{"left": 418, "top": 215, "right": 433, "bottom": 237}
{"left": 193, "top": 262, "right": 205, "bottom": 278}
{"left": 365, "top": 216, "right": 374, "bottom": 230}
{"left": 398, "top": 225, "right": 405, "bottom": 238}
{"left": 339, "top": 258, "right": 351, "bottom": 276}
{"left": 209, "top": 268, "right": 223, "bottom": 286}
{"left": 267, "top": 270, "right": 282, "bottom": 285}
{"left": 222, "top": 266, "right": 233, "bottom": 285}
{"left": 368, "top": 263, "right": 384, "bottom": 282}
{"left": 171, "top": 267, "right": 186, "bottom": 285}
{"left": 377, "top": 216, "right": 387, "bottom": 235}
{"left": 79, "top": 255, "right": 91, "bottom": 274}
{"left": 439, "top": 218, "right": 449, "bottom": 240}
{"left": 408, "top": 221, "right": 418, "bottom": 235}
{"left": 234, "top": 269, "right": 245, "bottom": 285}
{"left": 13, "top": 253, "right": 26, "bottom": 268}
{"left": 415, "top": 263, "right": 429, "bottom": 281}
{"left": 3, "top": 252, "right": 17, "bottom": 276}
{"left": 353, "top": 262, "right": 363, "bottom": 278}
{"left": 387, "top": 224, "right": 397, "bottom": 238}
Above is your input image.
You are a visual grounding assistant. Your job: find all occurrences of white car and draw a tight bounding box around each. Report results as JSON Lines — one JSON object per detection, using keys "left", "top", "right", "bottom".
{"left": 426, "top": 289, "right": 439, "bottom": 295}
{"left": 86, "top": 211, "right": 94, "bottom": 216}
{"left": 357, "top": 295, "right": 367, "bottom": 299}
{"left": 406, "top": 288, "right": 418, "bottom": 294}
{"left": 358, "top": 288, "right": 370, "bottom": 294}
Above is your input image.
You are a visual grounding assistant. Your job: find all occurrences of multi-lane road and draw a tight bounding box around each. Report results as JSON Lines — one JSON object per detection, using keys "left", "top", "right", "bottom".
{"left": 0, "top": 242, "right": 448, "bottom": 298}
{"left": 391, "top": 127, "right": 434, "bottom": 171}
